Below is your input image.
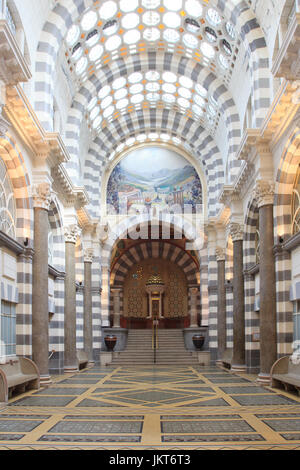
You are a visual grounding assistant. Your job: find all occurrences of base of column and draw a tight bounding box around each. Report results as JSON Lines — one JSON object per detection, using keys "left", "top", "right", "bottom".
{"left": 256, "top": 373, "right": 271, "bottom": 386}
{"left": 231, "top": 364, "right": 247, "bottom": 373}
{"left": 88, "top": 361, "right": 95, "bottom": 366}
{"left": 215, "top": 359, "right": 224, "bottom": 366}
{"left": 64, "top": 366, "right": 79, "bottom": 374}
{"left": 40, "top": 375, "right": 52, "bottom": 387}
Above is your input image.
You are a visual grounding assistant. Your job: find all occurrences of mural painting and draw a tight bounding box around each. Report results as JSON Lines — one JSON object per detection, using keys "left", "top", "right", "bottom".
{"left": 107, "top": 147, "right": 203, "bottom": 214}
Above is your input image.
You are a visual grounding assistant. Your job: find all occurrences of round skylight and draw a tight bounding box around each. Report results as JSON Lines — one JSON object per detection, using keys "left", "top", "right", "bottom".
{"left": 143, "top": 11, "right": 160, "bottom": 26}
{"left": 163, "top": 29, "right": 180, "bottom": 43}
{"left": 185, "top": 0, "right": 203, "bottom": 18}
{"left": 105, "top": 35, "right": 122, "bottom": 51}
{"left": 89, "top": 45, "right": 103, "bottom": 61}
{"left": 103, "top": 20, "right": 118, "bottom": 36}
{"left": 81, "top": 10, "right": 97, "bottom": 31}
{"left": 130, "top": 83, "right": 144, "bottom": 94}
{"left": 142, "top": 0, "right": 160, "bottom": 8}
{"left": 201, "top": 42, "right": 215, "bottom": 59}
{"left": 143, "top": 28, "right": 160, "bottom": 41}
{"left": 162, "top": 71, "right": 177, "bottom": 83}
{"left": 163, "top": 0, "right": 182, "bottom": 11}
{"left": 128, "top": 72, "right": 143, "bottom": 84}
{"left": 163, "top": 12, "right": 181, "bottom": 28}
{"left": 145, "top": 71, "right": 160, "bottom": 81}
{"left": 66, "top": 25, "right": 80, "bottom": 46}
{"left": 122, "top": 13, "right": 140, "bottom": 29}
{"left": 115, "top": 88, "right": 128, "bottom": 100}
{"left": 124, "top": 29, "right": 141, "bottom": 45}
{"left": 120, "top": 0, "right": 138, "bottom": 12}
{"left": 98, "top": 85, "right": 111, "bottom": 99}
{"left": 99, "top": 1, "right": 118, "bottom": 20}
{"left": 206, "top": 8, "right": 222, "bottom": 27}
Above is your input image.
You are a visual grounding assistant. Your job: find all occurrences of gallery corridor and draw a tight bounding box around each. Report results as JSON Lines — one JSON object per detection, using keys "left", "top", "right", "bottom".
{"left": 0, "top": 365, "right": 300, "bottom": 450}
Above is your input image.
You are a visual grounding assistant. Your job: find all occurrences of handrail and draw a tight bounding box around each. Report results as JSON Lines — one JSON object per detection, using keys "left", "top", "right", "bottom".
{"left": 152, "top": 319, "right": 159, "bottom": 364}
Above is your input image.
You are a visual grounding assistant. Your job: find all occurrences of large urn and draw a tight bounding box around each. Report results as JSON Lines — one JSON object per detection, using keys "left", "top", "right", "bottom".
{"left": 105, "top": 335, "right": 117, "bottom": 351}
{"left": 192, "top": 335, "right": 205, "bottom": 350}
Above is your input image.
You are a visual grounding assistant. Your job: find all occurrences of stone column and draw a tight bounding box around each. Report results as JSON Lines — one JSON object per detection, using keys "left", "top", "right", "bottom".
{"left": 216, "top": 247, "right": 226, "bottom": 363}
{"left": 84, "top": 248, "right": 94, "bottom": 363}
{"left": 254, "top": 181, "right": 277, "bottom": 384}
{"left": 189, "top": 287, "right": 199, "bottom": 328}
{"left": 32, "top": 183, "right": 52, "bottom": 386}
{"left": 111, "top": 288, "right": 121, "bottom": 328}
{"left": 229, "top": 223, "right": 246, "bottom": 372}
{"left": 64, "top": 224, "right": 81, "bottom": 373}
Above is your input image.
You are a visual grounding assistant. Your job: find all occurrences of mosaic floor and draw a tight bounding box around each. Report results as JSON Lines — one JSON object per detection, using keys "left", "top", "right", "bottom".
{"left": 1, "top": 365, "right": 300, "bottom": 450}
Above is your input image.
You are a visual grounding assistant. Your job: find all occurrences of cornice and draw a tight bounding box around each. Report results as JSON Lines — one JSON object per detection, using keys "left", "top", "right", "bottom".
{"left": 5, "top": 85, "right": 70, "bottom": 167}
{"left": 0, "top": 20, "right": 31, "bottom": 84}
{"left": 51, "top": 164, "right": 90, "bottom": 211}
{"left": 272, "top": 12, "right": 300, "bottom": 80}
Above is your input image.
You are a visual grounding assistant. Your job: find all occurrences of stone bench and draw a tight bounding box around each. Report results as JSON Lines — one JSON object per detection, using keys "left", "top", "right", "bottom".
{"left": 76, "top": 350, "right": 89, "bottom": 370}
{"left": 0, "top": 357, "right": 40, "bottom": 403}
{"left": 221, "top": 349, "right": 233, "bottom": 369}
{"left": 271, "top": 355, "right": 300, "bottom": 395}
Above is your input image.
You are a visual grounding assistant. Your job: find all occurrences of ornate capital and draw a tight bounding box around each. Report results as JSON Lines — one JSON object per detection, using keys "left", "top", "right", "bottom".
{"left": 215, "top": 247, "right": 225, "bottom": 261}
{"left": 84, "top": 248, "right": 94, "bottom": 263}
{"left": 253, "top": 180, "right": 275, "bottom": 208}
{"left": 229, "top": 222, "right": 244, "bottom": 242}
{"left": 31, "top": 182, "right": 52, "bottom": 210}
{"left": 64, "top": 224, "right": 81, "bottom": 244}
{"left": 189, "top": 287, "right": 199, "bottom": 296}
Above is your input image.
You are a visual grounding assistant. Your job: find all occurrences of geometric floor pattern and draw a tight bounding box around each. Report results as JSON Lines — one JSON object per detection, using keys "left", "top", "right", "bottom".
{"left": 0, "top": 365, "right": 300, "bottom": 450}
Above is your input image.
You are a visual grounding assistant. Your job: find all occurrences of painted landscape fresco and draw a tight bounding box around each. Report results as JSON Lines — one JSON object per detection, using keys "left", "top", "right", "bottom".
{"left": 107, "top": 147, "right": 203, "bottom": 214}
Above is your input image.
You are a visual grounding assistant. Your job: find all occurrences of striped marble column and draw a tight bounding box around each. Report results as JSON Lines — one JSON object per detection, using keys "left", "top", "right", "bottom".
{"left": 32, "top": 182, "right": 52, "bottom": 386}
{"left": 216, "top": 247, "right": 226, "bottom": 363}
{"left": 229, "top": 223, "right": 246, "bottom": 372}
{"left": 111, "top": 288, "right": 122, "bottom": 328}
{"left": 254, "top": 181, "right": 277, "bottom": 385}
{"left": 64, "top": 224, "right": 81, "bottom": 373}
{"left": 84, "top": 248, "right": 94, "bottom": 363}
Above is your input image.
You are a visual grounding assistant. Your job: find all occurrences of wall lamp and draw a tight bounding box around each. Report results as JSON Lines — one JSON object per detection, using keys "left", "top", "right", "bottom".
{"left": 24, "top": 238, "right": 29, "bottom": 247}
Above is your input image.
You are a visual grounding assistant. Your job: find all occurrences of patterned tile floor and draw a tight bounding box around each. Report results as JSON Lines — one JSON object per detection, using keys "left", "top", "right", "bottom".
{"left": 0, "top": 365, "right": 300, "bottom": 450}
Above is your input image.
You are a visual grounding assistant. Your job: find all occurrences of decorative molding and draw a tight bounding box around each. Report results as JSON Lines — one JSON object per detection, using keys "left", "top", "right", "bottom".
{"left": 253, "top": 180, "right": 275, "bottom": 208}
{"left": 282, "top": 231, "right": 300, "bottom": 252}
{"left": 272, "top": 12, "right": 300, "bottom": 80}
{"left": 84, "top": 248, "right": 94, "bottom": 263}
{"left": 48, "top": 264, "right": 65, "bottom": 279}
{"left": 31, "top": 182, "right": 53, "bottom": 211}
{"left": 0, "top": 230, "right": 24, "bottom": 255}
{"left": 0, "top": 20, "right": 31, "bottom": 85}
{"left": 229, "top": 222, "right": 244, "bottom": 242}
{"left": 215, "top": 247, "right": 225, "bottom": 261}
{"left": 64, "top": 224, "right": 81, "bottom": 244}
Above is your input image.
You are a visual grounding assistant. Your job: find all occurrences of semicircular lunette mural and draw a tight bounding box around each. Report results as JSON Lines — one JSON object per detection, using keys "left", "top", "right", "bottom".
{"left": 107, "top": 146, "right": 203, "bottom": 215}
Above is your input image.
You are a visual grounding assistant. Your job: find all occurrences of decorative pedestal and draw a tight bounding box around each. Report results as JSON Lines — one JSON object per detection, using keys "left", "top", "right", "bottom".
{"left": 100, "top": 352, "right": 113, "bottom": 366}
{"left": 194, "top": 351, "right": 211, "bottom": 366}
{"left": 102, "top": 328, "right": 128, "bottom": 352}
{"left": 183, "top": 327, "right": 209, "bottom": 351}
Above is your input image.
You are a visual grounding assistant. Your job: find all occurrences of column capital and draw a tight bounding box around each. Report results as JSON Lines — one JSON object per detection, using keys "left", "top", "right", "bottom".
{"left": 64, "top": 224, "right": 81, "bottom": 244}
{"left": 31, "top": 182, "right": 53, "bottom": 210}
{"left": 189, "top": 287, "right": 199, "bottom": 296}
{"left": 84, "top": 248, "right": 94, "bottom": 263}
{"left": 111, "top": 287, "right": 122, "bottom": 294}
{"left": 215, "top": 247, "right": 225, "bottom": 261}
{"left": 229, "top": 222, "right": 244, "bottom": 242}
{"left": 253, "top": 180, "right": 275, "bottom": 208}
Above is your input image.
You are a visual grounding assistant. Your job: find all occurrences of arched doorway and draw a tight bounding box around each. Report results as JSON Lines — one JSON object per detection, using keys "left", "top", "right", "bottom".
{"left": 109, "top": 240, "right": 200, "bottom": 330}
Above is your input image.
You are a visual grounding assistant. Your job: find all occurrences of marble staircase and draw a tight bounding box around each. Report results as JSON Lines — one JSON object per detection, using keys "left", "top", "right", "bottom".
{"left": 111, "top": 329, "right": 199, "bottom": 365}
